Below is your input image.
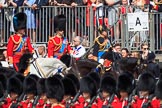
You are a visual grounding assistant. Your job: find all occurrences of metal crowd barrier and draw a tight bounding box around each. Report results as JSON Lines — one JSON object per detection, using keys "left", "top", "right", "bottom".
{"left": 0, "top": 6, "right": 162, "bottom": 52}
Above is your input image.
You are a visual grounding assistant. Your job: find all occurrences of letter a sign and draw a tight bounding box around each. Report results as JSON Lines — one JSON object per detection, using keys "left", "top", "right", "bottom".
{"left": 127, "top": 12, "right": 149, "bottom": 31}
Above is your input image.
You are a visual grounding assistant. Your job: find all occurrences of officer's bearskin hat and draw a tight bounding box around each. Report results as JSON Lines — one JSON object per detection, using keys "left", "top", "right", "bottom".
{"left": 77, "top": 59, "right": 100, "bottom": 77}
{"left": 23, "top": 76, "right": 37, "bottom": 95}
{"left": 8, "top": 77, "right": 23, "bottom": 95}
{"left": 100, "top": 75, "right": 116, "bottom": 95}
{"left": 0, "top": 82, "right": 4, "bottom": 98}
{"left": 137, "top": 72, "right": 156, "bottom": 94}
{"left": 13, "top": 12, "right": 27, "bottom": 32}
{"left": 117, "top": 72, "right": 135, "bottom": 95}
{"left": 37, "top": 78, "right": 46, "bottom": 95}
{"left": 80, "top": 76, "right": 97, "bottom": 98}
{"left": 54, "top": 14, "right": 66, "bottom": 32}
{"left": 45, "top": 76, "right": 64, "bottom": 102}
{"left": 155, "top": 74, "right": 162, "bottom": 99}
{"left": 0, "top": 73, "right": 7, "bottom": 91}
{"left": 62, "top": 77, "right": 77, "bottom": 97}
{"left": 88, "top": 72, "right": 100, "bottom": 89}
{"left": 66, "top": 74, "right": 80, "bottom": 91}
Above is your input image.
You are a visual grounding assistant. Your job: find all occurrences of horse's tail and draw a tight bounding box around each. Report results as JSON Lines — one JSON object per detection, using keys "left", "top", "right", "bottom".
{"left": 18, "top": 53, "right": 33, "bottom": 74}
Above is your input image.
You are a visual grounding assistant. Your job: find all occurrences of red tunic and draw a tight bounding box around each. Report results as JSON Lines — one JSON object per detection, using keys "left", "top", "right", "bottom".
{"left": 73, "top": 96, "right": 98, "bottom": 108}
{"left": 7, "top": 34, "right": 34, "bottom": 71}
{"left": 36, "top": 99, "right": 51, "bottom": 108}
{"left": 48, "top": 36, "right": 71, "bottom": 58}
{"left": 21, "top": 99, "right": 34, "bottom": 108}
{"left": 133, "top": 96, "right": 160, "bottom": 108}
{"left": 1, "top": 97, "right": 12, "bottom": 108}
{"left": 36, "top": 99, "right": 45, "bottom": 108}
{"left": 1, "top": 97, "right": 22, "bottom": 108}
{"left": 114, "top": 97, "right": 137, "bottom": 108}
{"left": 96, "top": 95, "right": 119, "bottom": 108}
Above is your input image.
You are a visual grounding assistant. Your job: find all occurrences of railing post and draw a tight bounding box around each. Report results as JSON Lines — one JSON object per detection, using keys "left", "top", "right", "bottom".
{"left": 125, "top": 13, "right": 129, "bottom": 49}
{"left": 89, "top": 6, "right": 94, "bottom": 47}
{"left": 149, "top": 13, "right": 155, "bottom": 52}
{"left": 121, "top": 14, "right": 125, "bottom": 48}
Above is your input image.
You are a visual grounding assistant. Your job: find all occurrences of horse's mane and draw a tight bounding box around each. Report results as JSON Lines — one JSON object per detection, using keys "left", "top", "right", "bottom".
{"left": 19, "top": 53, "right": 33, "bottom": 74}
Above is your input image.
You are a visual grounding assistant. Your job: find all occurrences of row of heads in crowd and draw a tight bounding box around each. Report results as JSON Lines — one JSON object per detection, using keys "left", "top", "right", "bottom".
{"left": 1, "top": 0, "right": 151, "bottom": 7}
{"left": 0, "top": 66, "right": 162, "bottom": 103}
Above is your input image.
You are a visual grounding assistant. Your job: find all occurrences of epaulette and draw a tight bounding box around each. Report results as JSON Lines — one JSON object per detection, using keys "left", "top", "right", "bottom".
{"left": 94, "top": 36, "right": 107, "bottom": 51}
{"left": 11, "top": 35, "right": 22, "bottom": 44}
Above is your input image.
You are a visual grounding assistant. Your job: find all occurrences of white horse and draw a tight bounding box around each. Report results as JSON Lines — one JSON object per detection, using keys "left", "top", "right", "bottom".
{"left": 29, "top": 58, "right": 68, "bottom": 78}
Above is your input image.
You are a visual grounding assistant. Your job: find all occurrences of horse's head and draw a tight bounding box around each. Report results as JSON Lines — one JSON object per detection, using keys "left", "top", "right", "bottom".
{"left": 60, "top": 54, "right": 71, "bottom": 67}
{"left": 19, "top": 53, "right": 33, "bottom": 75}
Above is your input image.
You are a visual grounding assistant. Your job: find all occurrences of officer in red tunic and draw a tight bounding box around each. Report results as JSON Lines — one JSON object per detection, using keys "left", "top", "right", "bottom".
{"left": 45, "top": 76, "right": 65, "bottom": 108}
{"left": 97, "top": 75, "right": 118, "bottom": 108}
{"left": 135, "top": 72, "right": 160, "bottom": 108}
{"left": 7, "top": 12, "right": 34, "bottom": 72}
{"left": 1, "top": 76, "right": 23, "bottom": 108}
{"left": 48, "top": 14, "right": 71, "bottom": 59}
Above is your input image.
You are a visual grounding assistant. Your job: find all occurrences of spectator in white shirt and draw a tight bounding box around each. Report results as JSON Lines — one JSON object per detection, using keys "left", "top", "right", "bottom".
{"left": 70, "top": 36, "right": 86, "bottom": 59}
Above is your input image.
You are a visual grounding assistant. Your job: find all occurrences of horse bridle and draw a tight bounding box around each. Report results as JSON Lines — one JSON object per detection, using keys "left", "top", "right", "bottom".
{"left": 29, "top": 58, "right": 43, "bottom": 78}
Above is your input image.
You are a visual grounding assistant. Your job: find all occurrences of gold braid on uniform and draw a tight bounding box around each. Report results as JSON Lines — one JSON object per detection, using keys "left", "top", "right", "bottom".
{"left": 96, "top": 64, "right": 105, "bottom": 75}
{"left": 50, "top": 37, "right": 62, "bottom": 52}
{"left": 94, "top": 36, "right": 107, "bottom": 51}
{"left": 11, "top": 35, "right": 23, "bottom": 52}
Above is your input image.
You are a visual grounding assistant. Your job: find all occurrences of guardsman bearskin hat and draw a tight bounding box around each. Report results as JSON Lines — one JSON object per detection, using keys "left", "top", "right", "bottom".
{"left": 28, "top": 74, "right": 39, "bottom": 81}
{"left": 137, "top": 72, "right": 156, "bottom": 94}
{"left": 53, "top": 74, "right": 63, "bottom": 79}
{"left": 66, "top": 74, "right": 80, "bottom": 91}
{"left": 88, "top": 72, "right": 100, "bottom": 89}
{"left": 13, "top": 12, "right": 27, "bottom": 32}
{"left": 13, "top": 73, "right": 25, "bottom": 83}
{"left": 0, "top": 82, "right": 4, "bottom": 98}
{"left": 117, "top": 72, "right": 135, "bottom": 95}
{"left": 62, "top": 77, "right": 77, "bottom": 97}
{"left": 100, "top": 75, "right": 116, "bottom": 95}
{"left": 23, "top": 76, "right": 37, "bottom": 95}
{"left": 0, "top": 67, "right": 16, "bottom": 78}
{"left": 0, "top": 73, "right": 7, "bottom": 91}
{"left": 155, "top": 74, "right": 162, "bottom": 99}
{"left": 54, "top": 14, "right": 66, "bottom": 32}
{"left": 45, "top": 76, "right": 64, "bottom": 102}
{"left": 37, "top": 78, "right": 46, "bottom": 95}
{"left": 8, "top": 77, "right": 23, "bottom": 95}
{"left": 80, "top": 76, "right": 97, "bottom": 98}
